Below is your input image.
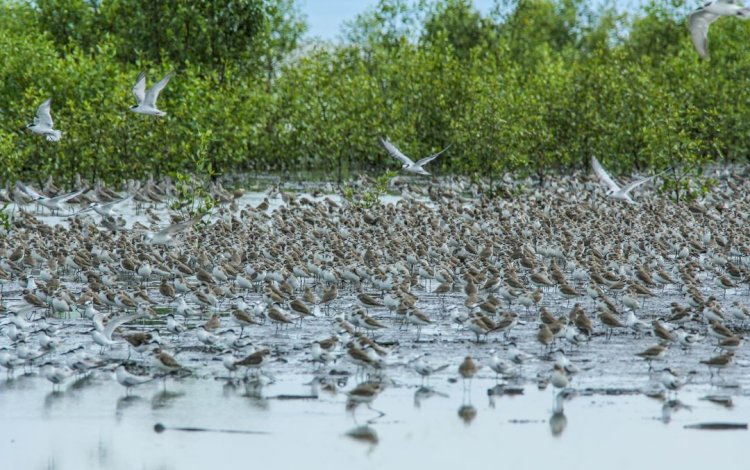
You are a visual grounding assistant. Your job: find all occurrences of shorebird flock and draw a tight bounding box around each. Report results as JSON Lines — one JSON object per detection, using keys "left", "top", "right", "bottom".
{"left": 0, "top": 165, "right": 748, "bottom": 424}
{"left": 8, "top": 2, "right": 750, "bottom": 424}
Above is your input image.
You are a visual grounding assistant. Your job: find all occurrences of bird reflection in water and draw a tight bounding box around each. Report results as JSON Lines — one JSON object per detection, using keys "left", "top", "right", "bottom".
{"left": 661, "top": 399, "right": 691, "bottom": 424}
{"left": 345, "top": 425, "right": 379, "bottom": 451}
{"left": 243, "top": 376, "right": 265, "bottom": 397}
{"left": 413, "top": 386, "right": 448, "bottom": 409}
{"left": 242, "top": 377, "right": 270, "bottom": 410}
{"left": 151, "top": 389, "right": 185, "bottom": 410}
{"left": 68, "top": 372, "right": 96, "bottom": 392}
{"left": 43, "top": 390, "right": 65, "bottom": 412}
{"left": 308, "top": 374, "right": 341, "bottom": 397}
{"left": 549, "top": 388, "right": 576, "bottom": 437}
{"left": 0, "top": 374, "right": 34, "bottom": 393}
{"left": 115, "top": 394, "right": 145, "bottom": 421}
{"left": 487, "top": 383, "right": 524, "bottom": 408}
{"left": 457, "top": 404, "right": 477, "bottom": 425}
{"left": 549, "top": 410, "right": 567, "bottom": 437}
{"left": 222, "top": 379, "right": 238, "bottom": 397}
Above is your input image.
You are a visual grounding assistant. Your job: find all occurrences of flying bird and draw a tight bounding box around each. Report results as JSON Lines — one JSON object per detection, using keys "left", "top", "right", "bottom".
{"left": 688, "top": 0, "right": 750, "bottom": 60}
{"left": 144, "top": 217, "right": 201, "bottom": 245}
{"left": 26, "top": 99, "right": 62, "bottom": 142}
{"left": 591, "top": 156, "right": 658, "bottom": 204}
{"left": 379, "top": 137, "right": 451, "bottom": 176}
{"left": 78, "top": 195, "right": 132, "bottom": 218}
{"left": 17, "top": 182, "right": 86, "bottom": 214}
{"left": 130, "top": 71, "right": 174, "bottom": 116}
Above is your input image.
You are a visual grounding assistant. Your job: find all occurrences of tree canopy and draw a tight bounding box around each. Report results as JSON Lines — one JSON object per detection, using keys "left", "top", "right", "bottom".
{"left": 0, "top": 0, "right": 746, "bottom": 192}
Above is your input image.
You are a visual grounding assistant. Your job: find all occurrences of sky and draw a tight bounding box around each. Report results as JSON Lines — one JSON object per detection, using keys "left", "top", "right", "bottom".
{"left": 300, "top": 0, "right": 497, "bottom": 41}
{"left": 299, "top": 0, "right": 652, "bottom": 41}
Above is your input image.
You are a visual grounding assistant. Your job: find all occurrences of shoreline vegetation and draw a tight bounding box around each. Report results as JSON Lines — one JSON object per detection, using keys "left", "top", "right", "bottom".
{"left": 0, "top": 0, "right": 746, "bottom": 200}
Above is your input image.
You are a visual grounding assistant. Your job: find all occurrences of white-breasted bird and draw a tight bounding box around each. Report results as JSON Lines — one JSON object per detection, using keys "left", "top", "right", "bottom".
{"left": 27, "top": 99, "right": 62, "bottom": 142}
{"left": 77, "top": 195, "right": 132, "bottom": 218}
{"left": 130, "top": 71, "right": 174, "bottom": 116}
{"left": 591, "top": 156, "right": 657, "bottom": 204}
{"left": 166, "top": 314, "right": 186, "bottom": 335}
{"left": 115, "top": 365, "right": 153, "bottom": 392}
{"left": 90, "top": 313, "right": 145, "bottom": 353}
{"left": 196, "top": 325, "right": 219, "bottom": 348}
{"left": 18, "top": 183, "right": 86, "bottom": 214}
{"left": 379, "top": 137, "right": 451, "bottom": 176}
{"left": 311, "top": 341, "right": 335, "bottom": 368}
{"left": 41, "top": 362, "right": 72, "bottom": 390}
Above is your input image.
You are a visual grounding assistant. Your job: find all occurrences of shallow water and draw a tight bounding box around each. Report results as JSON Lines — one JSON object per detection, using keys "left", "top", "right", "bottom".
{"left": 2, "top": 372, "right": 748, "bottom": 470}
{"left": 3, "top": 186, "right": 750, "bottom": 470}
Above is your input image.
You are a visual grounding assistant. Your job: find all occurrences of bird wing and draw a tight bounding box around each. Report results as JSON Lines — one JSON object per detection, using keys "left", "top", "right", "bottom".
{"left": 120, "top": 367, "right": 151, "bottom": 385}
{"left": 101, "top": 194, "right": 132, "bottom": 209}
{"left": 132, "top": 72, "right": 147, "bottom": 105}
{"left": 144, "top": 72, "right": 174, "bottom": 107}
{"left": 154, "top": 217, "right": 201, "bottom": 241}
{"left": 416, "top": 144, "right": 452, "bottom": 167}
{"left": 348, "top": 346, "right": 374, "bottom": 363}
{"left": 36, "top": 99, "right": 54, "bottom": 128}
{"left": 103, "top": 313, "right": 145, "bottom": 341}
{"left": 17, "top": 182, "right": 46, "bottom": 200}
{"left": 156, "top": 216, "right": 199, "bottom": 237}
{"left": 619, "top": 176, "right": 654, "bottom": 195}
{"left": 688, "top": 10, "right": 718, "bottom": 59}
{"left": 379, "top": 137, "right": 415, "bottom": 166}
{"left": 64, "top": 205, "right": 96, "bottom": 217}
{"left": 591, "top": 156, "right": 621, "bottom": 192}
{"left": 49, "top": 187, "right": 87, "bottom": 204}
